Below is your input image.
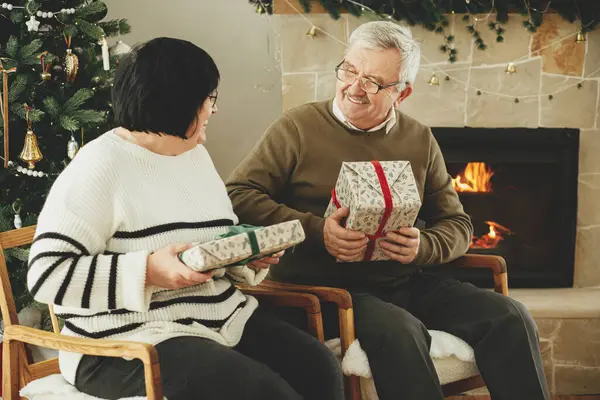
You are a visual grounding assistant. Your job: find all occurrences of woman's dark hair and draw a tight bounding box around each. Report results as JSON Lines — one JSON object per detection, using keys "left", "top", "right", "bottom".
{"left": 112, "top": 37, "right": 219, "bottom": 139}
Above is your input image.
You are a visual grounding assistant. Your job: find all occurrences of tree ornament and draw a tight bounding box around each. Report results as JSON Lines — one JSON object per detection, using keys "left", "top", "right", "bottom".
{"left": 20, "top": 104, "right": 43, "bottom": 169}
{"left": 576, "top": 32, "right": 586, "bottom": 43}
{"left": 306, "top": 26, "right": 317, "bottom": 38}
{"left": 428, "top": 73, "right": 440, "bottom": 86}
{"left": 109, "top": 40, "right": 132, "bottom": 56}
{"left": 26, "top": 15, "right": 40, "bottom": 32}
{"left": 63, "top": 35, "right": 79, "bottom": 82}
{"left": 1, "top": 62, "right": 17, "bottom": 168}
{"left": 12, "top": 201, "right": 22, "bottom": 229}
{"left": 38, "top": 51, "right": 52, "bottom": 81}
{"left": 67, "top": 134, "right": 79, "bottom": 159}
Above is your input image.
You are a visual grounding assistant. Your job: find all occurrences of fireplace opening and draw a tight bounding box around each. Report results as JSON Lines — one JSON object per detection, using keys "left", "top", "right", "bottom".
{"left": 429, "top": 127, "right": 579, "bottom": 288}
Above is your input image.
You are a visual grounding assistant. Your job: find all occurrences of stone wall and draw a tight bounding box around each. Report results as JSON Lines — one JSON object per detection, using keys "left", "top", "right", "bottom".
{"left": 275, "top": 12, "right": 600, "bottom": 289}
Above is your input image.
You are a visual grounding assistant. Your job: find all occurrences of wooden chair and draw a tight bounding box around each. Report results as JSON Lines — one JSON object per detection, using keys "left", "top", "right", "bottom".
{"left": 0, "top": 225, "right": 324, "bottom": 400}
{"left": 260, "top": 254, "right": 509, "bottom": 400}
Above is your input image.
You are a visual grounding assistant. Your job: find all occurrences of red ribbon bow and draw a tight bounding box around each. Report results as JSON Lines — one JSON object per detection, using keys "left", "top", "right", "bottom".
{"left": 331, "top": 160, "right": 394, "bottom": 261}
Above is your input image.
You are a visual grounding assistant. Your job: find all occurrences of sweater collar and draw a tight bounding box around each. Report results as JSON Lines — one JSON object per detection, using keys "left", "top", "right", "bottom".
{"left": 331, "top": 98, "right": 396, "bottom": 134}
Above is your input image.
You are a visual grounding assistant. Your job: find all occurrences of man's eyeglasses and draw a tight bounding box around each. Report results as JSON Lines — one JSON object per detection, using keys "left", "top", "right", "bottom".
{"left": 335, "top": 61, "right": 405, "bottom": 94}
{"left": 208, "top": 91, "right": 218, "bottom": 107}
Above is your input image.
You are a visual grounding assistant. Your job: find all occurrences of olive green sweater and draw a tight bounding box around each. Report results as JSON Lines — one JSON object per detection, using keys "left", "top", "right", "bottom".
{"left": 226, "top": 100, "right": 472, "bottom": 287}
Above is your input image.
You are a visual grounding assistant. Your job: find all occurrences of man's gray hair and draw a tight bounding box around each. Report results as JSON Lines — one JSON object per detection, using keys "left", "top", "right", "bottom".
{"left": 347, "top": 21, "right": 421, "bottom": 87}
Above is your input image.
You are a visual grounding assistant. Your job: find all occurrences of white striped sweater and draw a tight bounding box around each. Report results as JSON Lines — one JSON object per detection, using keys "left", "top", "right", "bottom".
{"left": 27, "top": 130, "right": 268, "bottom": 385}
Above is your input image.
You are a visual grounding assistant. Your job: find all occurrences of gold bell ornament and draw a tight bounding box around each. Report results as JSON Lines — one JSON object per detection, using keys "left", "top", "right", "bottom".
{"left": 576, "top": 31, "right": 586, "bottom": 43}
{"left": 38, "top": 51, "right": 52, "bottom": 81}
{"left": 505, "top": 62, "right": 516, "bottom": 74}
{"left": 20, "top": 104, "right": 43, "bottom": 169}
{"left": 64, "top": 35, "right": 79, "bottom": 82}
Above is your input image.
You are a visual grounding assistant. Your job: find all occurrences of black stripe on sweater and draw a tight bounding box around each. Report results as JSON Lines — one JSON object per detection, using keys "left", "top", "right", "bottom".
{"left": 64, "top": 302, "right": 248, "bottom": 338}
{"left": 54, "top": 256, "right": 82, "bottom": 306}
{"left": 29, "top": 251, "right": 78, "bottom": 270}
{"left": 108, "top": 255, "right": 118, "bottom": 310}
{"left": 149, "top": 284, "right": 238, "bottom": 310}
{"left": 81, "top": 255, "right": 99, "bottom": 309}
{"left": 174, "top": 301, "right": 247, "bottom": 328}
{"left": 64, "top": 321, "right": 144, "bottom": 339}
{"left": 56, "top": 284, "right": 240, "bottom": 320}
{"left": 29, "top": 256, "right": 72, "bottom": 297}
{"left": 103, "top": 250, "right": 123, "bottom": 255}
{"left": 112, "top": 220, "right": 235, "bottom": 239}
{"left": 57, "top": 308, "right": 132, "bottom": 320}
{"left": 32, "top": 233, "right": 89, "bottom": 255}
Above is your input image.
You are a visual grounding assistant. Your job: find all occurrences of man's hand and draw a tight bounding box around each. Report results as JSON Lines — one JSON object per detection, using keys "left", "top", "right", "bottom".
{"left": 324, "top": 207, "right": 368, "bottom": 261}
{"left": 248, "top": 250, "right": 285, "bottom": 270}
{"left": 379, "top": 227, "right": 420, "bottom": 264}
{"left": 146, "top": 243, "right": 216, "bottom": 289}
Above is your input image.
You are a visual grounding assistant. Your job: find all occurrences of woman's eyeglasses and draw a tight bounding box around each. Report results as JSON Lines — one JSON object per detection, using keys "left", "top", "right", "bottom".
{"left": 208, "top": 91, "right": 218, "bottom": 107}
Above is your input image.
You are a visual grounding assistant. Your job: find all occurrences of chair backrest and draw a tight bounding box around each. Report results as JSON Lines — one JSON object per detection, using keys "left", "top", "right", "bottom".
{"left": 0, "top": 225, "right": 61, "bottom": 334}
{"left": 0, "top": 225, "right": 36, "bottom": 329}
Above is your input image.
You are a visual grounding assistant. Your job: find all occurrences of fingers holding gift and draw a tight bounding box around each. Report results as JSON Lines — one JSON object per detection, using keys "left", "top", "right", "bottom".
{"left": 335, "top": 245, "right": 367, "bottom": 261}
{"left": 332, "top": 236, "right": 368, "bottom": 257}
{"left": 385, "top": 230, "right": 419, "bottom": 248}
{"left": 397, "top": 226, "right": 420, "bottom": 238}
{"left": 380, "top": 229, "right": 420, "bottom": 264}
{"left": 380, "top": 242, "right": 418, "bottom": 263}
{"left": 249, "top": 250, "right": 285, "bottom": 269}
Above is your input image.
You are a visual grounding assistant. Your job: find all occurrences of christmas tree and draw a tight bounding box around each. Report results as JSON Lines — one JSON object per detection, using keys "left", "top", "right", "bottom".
{"left": 0, "top": 0, "right": 130, "bottom": 314}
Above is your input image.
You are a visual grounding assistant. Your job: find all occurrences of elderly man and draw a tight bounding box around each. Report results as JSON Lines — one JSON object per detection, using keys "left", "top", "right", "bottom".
{"left": 227, "top": 21, "right": 550, "bottom": 400}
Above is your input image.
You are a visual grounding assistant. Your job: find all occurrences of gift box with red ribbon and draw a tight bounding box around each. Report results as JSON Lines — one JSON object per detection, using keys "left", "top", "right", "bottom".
{"left": 324, "top": 160, "right": 422, "bottom": 262}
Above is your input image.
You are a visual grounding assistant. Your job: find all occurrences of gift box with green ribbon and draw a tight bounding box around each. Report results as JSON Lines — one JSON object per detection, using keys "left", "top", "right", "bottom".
{"left": 178, "top": 220, "right": 306, "bottom": 272}
{"left": 324, "top": 160, "right": 422, "bottom": 262}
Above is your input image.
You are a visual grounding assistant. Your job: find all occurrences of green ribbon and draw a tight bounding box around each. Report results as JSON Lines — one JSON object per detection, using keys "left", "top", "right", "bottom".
{"left": 217, "top": 224, "right": 263, "bottom": 265}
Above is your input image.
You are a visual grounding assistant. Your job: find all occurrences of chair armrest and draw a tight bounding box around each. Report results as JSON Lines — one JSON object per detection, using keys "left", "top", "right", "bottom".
{"left": 239, "top": 287, "right": 325, "bottom": 342}
{"left": 258, "top": 280, "right": 353, "bottom": 309}
{"left": 3, "top": 325, "right": 163, "bottom": 400}
{"left": 239, "top": 287, "right": 321, "bottom": 314}
{"left": 4, "top": 325, "right": 156, "bottom": 360}
{"left": 445, "top": 254, "right": 507, "bottom": 274}
{"left": 445, "top": 254, "right": 508, "bottom": 296}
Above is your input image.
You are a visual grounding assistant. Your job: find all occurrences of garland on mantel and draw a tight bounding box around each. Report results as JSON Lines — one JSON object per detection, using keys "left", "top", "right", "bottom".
{"left": 249, "top": 0, "right": 599, "bottom": 63}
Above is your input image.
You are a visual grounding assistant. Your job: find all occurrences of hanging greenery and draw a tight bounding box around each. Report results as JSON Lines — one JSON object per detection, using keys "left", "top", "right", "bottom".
{"left": 249, "top": 0, "right": 599, "bottom": 63}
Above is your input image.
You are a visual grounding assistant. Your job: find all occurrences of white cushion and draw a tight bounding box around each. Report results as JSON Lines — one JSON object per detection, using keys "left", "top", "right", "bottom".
{"left": 20, "top": 331, "right": 476, "bottom": 400}
{"left": 325, "top": 330, "right": 479, "bottom": 400}
{"left": 20, "top": 374, "right": 167, "bottom": 400}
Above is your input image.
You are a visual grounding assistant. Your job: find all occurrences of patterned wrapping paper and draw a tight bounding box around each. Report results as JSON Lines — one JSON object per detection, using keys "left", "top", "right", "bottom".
{"left": 179, "top": 220, "right": 306, "bottom": 272}
{"left": 324, "top": 161, "right": 422, "bottom": 262}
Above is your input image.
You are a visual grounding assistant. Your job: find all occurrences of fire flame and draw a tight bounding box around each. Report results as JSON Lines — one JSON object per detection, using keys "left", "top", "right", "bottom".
{"left": 452, "top": 162, "right": 494, "bottom": 193}
{"left": 471, "top": 221, "right": 511, "bottom": 249}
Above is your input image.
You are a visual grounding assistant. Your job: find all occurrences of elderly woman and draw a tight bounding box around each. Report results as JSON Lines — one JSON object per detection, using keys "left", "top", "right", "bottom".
{"left": 27, "top": 37, "right": 344, "bottom": 400}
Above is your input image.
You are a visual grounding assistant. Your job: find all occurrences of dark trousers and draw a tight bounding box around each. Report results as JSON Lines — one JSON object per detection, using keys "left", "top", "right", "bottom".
{"left": 74, "top": 307, "right": 345, "bottom": 400}
{"left": 272, "top": 271, "right": 551, "bottom": 400}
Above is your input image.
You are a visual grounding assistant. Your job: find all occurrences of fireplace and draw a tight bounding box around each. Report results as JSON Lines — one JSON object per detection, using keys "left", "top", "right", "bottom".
{"left": 429, "top": 127, "right": 579, "bottom": 288}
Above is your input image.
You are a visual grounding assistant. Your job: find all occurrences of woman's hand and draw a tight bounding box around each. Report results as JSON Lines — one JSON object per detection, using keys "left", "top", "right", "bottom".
{"left": 146, "top": 243, "right": 216, "bottom": 289}
{"left": 248, "top": 250, "right": 285, "bottom": 270}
